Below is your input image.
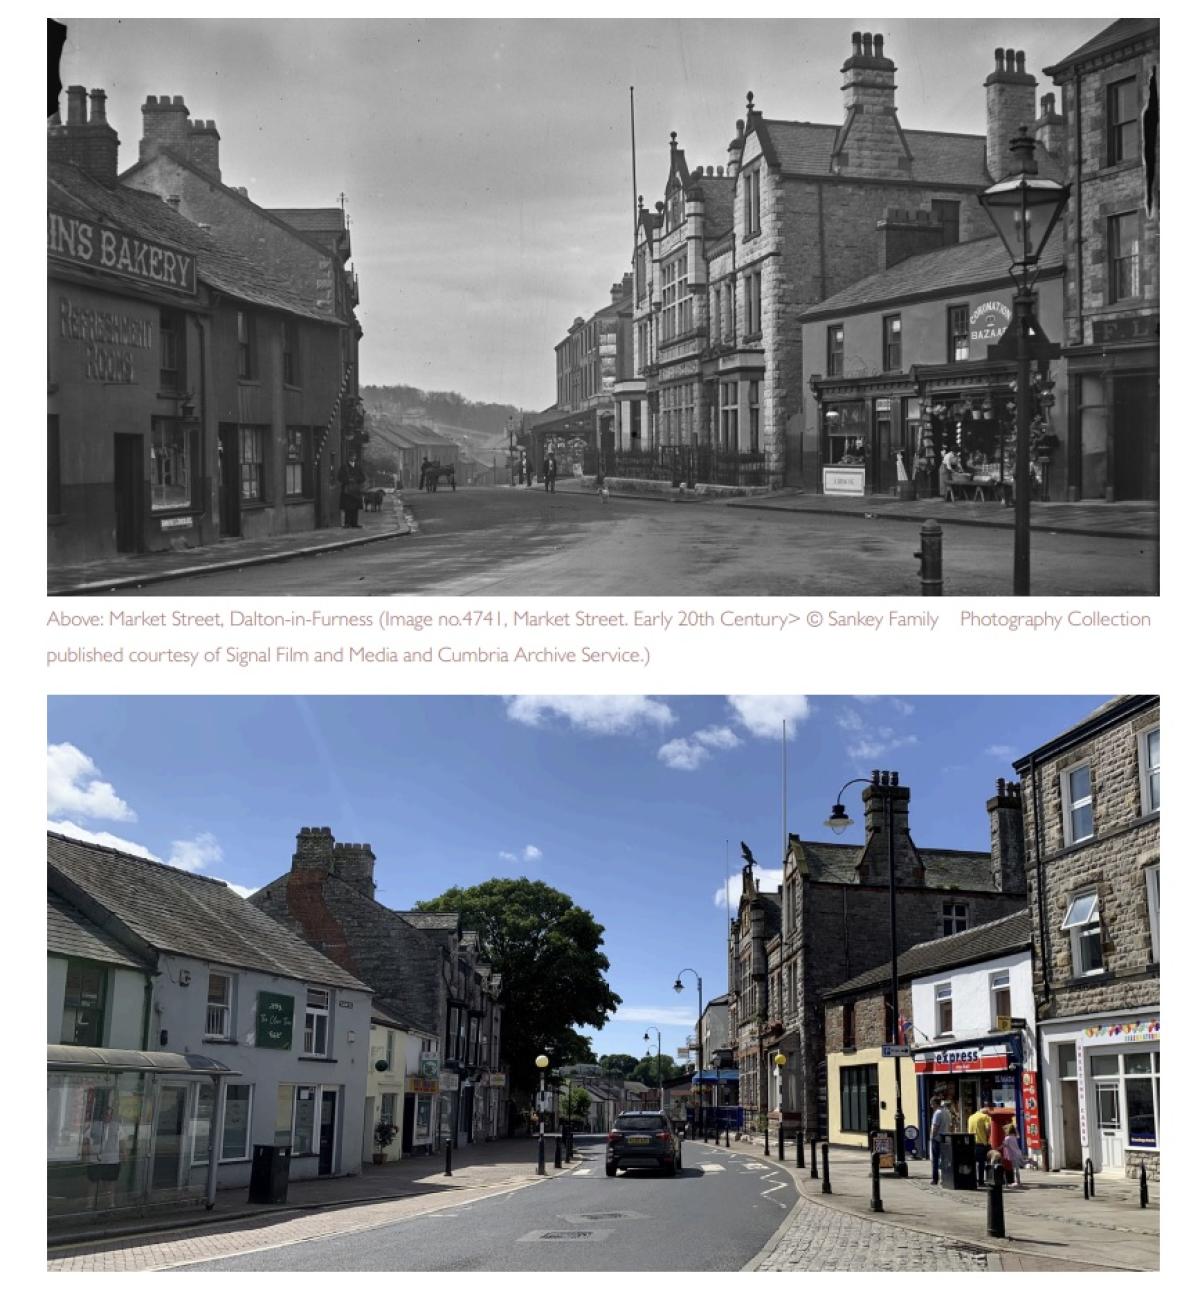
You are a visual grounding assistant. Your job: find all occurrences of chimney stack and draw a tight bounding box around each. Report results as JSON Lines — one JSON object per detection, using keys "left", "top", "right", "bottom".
{"left": 727, "top": 118, "right": 744, "bottom": 176}
{"left": 987, "top": 779, "right": 1026, "bottom": 895}
{"left": 188, "top": 117, "right": 221, "bottom": 181}
{"left": 857, "top": 770, "right": 924, "bottom": 885}
{"left": 47, "top": 84, "right": 119, "bottom": 186}
{"left": 139, "top": 93, "right": 192, "bottom": 164}
{"left": 985, "top": 48, "right": 1038, "bottom": 182}
{"left": 332, "top": 841, "right": 376, "bottom": 898}
{"left": 876, "top": 206, "right": 945, "bottom": 270}
{"left": 66, "top": 84, "right": 87, "bottom": 126}
{"left": 837, "top": 32, "right": 908, "bottom": 177}
{"left": 290, "top": 825, "right": 335, "bottom": 879}
{"left": 1034, "top": 91, "right": 1065, "bottom": 165}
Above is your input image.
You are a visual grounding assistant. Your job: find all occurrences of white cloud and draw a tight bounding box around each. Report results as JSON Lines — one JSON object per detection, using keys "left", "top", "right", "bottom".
{"left": 47, "top": 819, "right": 153, "bottom": 860}
{"left": 694, "top": 725, "right": 741, "bottom": 750}
{"left": 168, "top": 833, "right": 223, "bottom": 874}
{"left": 714, "top": 867, "right": 784, "bottom": 909}
{"left": 657, "top": 737, "right": 710, "bottom": 771}
{"left": 836, "top": 708, "right": 918, "bottom": 763}
{"left": 506, "top": 695, "right": 675, "bottom": 734}
{"left": 726, "top": 696, "right": 811, "bottom": 739}
{"left": 499, "top": 850, "right": 518, "bottom": 862}
{"left": 891, "top": 699, "right": 916, "bottom": 717}
{"left": 47, "top": 743, "right": 136, "bottom": 822}
{"left": 609, "top": 1006, "right": 696, "bottom": 1026}
{"left": 984, "top": 744, "right": 1013, "bottom": 758}
{"left": 522, "top": 844, "right": 543, "bottom": 862}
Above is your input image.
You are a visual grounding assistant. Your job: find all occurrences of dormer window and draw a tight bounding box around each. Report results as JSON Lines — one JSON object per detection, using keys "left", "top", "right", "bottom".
{"left": 666, "top": 187, "right": 684, "bottom": 230}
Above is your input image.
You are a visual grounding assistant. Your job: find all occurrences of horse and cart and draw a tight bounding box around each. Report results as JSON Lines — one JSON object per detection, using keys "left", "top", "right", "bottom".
{"left": 421, "top": 462, "right": 457, "bottom": 492}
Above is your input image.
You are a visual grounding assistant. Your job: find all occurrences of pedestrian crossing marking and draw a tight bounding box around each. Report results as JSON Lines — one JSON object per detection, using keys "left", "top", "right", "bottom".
{"left": 700, "top": 1163, "right": 726, "bottom": 1172}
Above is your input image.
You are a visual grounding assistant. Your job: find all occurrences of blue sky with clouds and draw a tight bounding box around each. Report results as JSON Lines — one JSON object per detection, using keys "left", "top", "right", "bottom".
{"left": 48, "top": 694, "right": 1107, "bottom": 1059}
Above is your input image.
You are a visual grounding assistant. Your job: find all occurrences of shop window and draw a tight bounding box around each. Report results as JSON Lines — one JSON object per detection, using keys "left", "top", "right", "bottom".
{"left": 932, "top": 199, "right": 961, "bottom": 246}
{"left": 48, "top": 416, "right": 62, "bottom": 516}
{"left": 304, "top": 988, "right": 330, "bottom": 1056}
{"left": 159, "top": 309, "right": 185, "bottom": 392}
{"left": 990, "top": 971, "right": 1011, "bottom": 1028}
{"left": 1106, "top": 78, "right": 1140, "bottom": 166}
{"left": 827, "top": 324, "right": 844, "bottom": 377}
{"left": 1145, "top": 863, "right": 1160, "bottom": 963}
{"left": 282, "top": 319, "right": 301, "bottom": 387}
{"left": 285, "top": 427, "right": 312, "bottom": 498}
{"left": 824, "top": 400, "right": 867, "bottom": 467}
{"left": 238, "top": 426, "right": 267, "bottom": 504}
{"left": 935, "top": 982, "right": 953, "bottom": 1036}
{"left": 882, "top": 314, "right": 902, "bottom": 371}
{"left": 744, "top": 167, "right": 761, "bottom": 236}
{"left": 1107, "top": 213, "right": 1141, "bottom": 302}
{"left": 1138, "top": 726, "right": 1160, "bottom": 815}
{"left": 193, "top": 1082, "right": 254, "bottom": 1164}
{"left": 150, "top": 418, "right": 196, "bottom": 512}
{"left": 748, "top": 381, "right": 760, "bottom": 452}
{"left": 236, "top": 310, "right": 257, "bottom": 380}
{"left": 1062, "top": 890, "right": 1104, "bottom": 977}
{"left": 60, "top": 959, "right": 107, "bottom": 1046}
{"left": 1061, "top": 765, "right": 1094, "bottom": 844}
{"left": 942, "top": 901, "right": 969, "bottom": 936}
{"left": 947, "top": 304, "right": 970, "bottom": 363}
{"left": 1122, "top": 1052, "right": 1159, "bottom": 1148}
{"left": 839, "top": 1064, "right": 877, "bottom": 1134}
{"left": 380, "top": 1092, "right": 398, "bottom": 1126}
{"left": 292, "top": 1086, "right": 317, "bottom": 1154}
{"left": 205, "top": 972, "right": 233, "bottom": 1039}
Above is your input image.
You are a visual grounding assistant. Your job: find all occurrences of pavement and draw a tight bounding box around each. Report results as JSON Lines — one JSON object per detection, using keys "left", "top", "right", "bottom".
{"left": 46, "top": 491, "right": 412, "bottom": 596}
{"left": 736, "top": 1133, "right": 1158, "bottom": 1272}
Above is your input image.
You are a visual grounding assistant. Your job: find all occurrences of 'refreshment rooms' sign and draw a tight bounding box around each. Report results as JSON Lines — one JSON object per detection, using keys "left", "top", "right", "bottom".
{"left": 48, "top": 209, "right": 197, "bottom": 295}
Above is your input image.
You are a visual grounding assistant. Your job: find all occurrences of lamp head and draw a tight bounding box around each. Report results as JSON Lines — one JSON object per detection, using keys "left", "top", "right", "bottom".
{"left": 673, "top": 978, "right": 684, "bottom": 993}
{"left": 774, "top": 1052, "right": 787, "bottom": 1068}
{"left": 978, "top": 127, "right": 1070, "bottom": 274}
{"left": 824, "top": 802, "right": 853, "bottom": 835}
{"left": 535, "top": 1054, "right": 550, "bottom": 1070}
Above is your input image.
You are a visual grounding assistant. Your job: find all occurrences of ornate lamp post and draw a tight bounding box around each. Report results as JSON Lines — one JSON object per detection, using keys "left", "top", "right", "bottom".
{"left": 674, "top": 969, "right": 704, "bottom": 1134}
{"left": 643, "top": 1026, "right": 664, "bottom": 1110}
{"left": 826, "top": 773, "right": 909, "bottom": 1178}
{"left": 978, "top": 127, "right": 1069, "bottom": 596}
{"left": 534, "top": 1053, "right": 550, "bottom": 1175}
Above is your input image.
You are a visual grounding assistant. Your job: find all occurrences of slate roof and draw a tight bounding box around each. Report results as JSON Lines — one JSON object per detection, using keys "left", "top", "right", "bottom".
{"left": 800, "top": 229, "right": 1065, "bottom": 321}
{"left": 394, "top": 911, "right": 460, "bottom": 932}
{"left": 369, "top": 420, "right": 460, "bottom": 453}
{"left": 825, "top": 909, "right": 1031, "bottom": 999}
{"left": 50, "top": 161, "right": 345, "bottom": 326}
{"left": 47, "top": 890, "right": 149, "bottom": 971}
{"left": 267, "top": 208, "right": 345, "bottom": 233}
{"left": 1044, "top": 18, "right": 1159, "bottom": 76}
{"left": 789, "top": 837, "right": 996, "bottom": 891}
{"left": 694, "top": 174, "right": 734, "bottom": 241}
{"left": 48, "top": 832, "right": 370, "bottom": 991}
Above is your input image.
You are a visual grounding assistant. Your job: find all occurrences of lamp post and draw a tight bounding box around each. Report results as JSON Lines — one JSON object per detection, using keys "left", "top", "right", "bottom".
{"left": 978, "top": 126, "right": 1069, "bottom": 597}
{"left": 535, "top": 1053, "right": 549, "bottom": 1175}
{"left": 644, "top": 1026, "right": 664, "bottom": 1110}
{"left": 674, "top": 969, "right": 703, "bottom": 1134}
{"left": 826, "top": 772, "right": 909, "bottom": 1178}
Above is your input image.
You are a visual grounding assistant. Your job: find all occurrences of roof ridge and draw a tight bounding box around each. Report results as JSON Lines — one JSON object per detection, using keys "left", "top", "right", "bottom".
{"left": 47, "top": 828, "right": 232, "bottom": 889}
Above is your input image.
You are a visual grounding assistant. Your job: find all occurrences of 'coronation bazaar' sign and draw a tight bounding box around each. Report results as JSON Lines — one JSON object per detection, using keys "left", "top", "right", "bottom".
{"left": 969, "top": 299, "right": 1013, "bottom": 356}
{"left": 48, "top": 209, "right": 197, "bottom": 295}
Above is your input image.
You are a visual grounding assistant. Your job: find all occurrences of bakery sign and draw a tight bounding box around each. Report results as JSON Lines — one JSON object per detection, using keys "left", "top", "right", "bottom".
{"left": 913, "top": 1043, "right": 1010, "bottom": 1074}
{"left": 48, "top": 209, "right": 197, "bottom": 295}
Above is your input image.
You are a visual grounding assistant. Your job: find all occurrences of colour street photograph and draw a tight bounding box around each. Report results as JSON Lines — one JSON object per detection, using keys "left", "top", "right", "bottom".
{"left": 46, "top": 694, "right": 1159, "bottom": 1271}
{"left": 46, "top": 16, "right": 1159, "bottom": 598}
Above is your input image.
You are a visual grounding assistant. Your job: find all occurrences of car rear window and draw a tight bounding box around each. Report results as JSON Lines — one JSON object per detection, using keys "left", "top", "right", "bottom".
{"left": 616, "top": 1114, "right": 666, "bottom": 1131}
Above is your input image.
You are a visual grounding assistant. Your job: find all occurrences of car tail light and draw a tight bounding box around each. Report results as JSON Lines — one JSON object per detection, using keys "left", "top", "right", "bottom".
{"left": 657, "top": 1130, "right": 673, "bottom": 1142}
{"left": 608, "top": 1130, "right": 621, "bottom": 1142}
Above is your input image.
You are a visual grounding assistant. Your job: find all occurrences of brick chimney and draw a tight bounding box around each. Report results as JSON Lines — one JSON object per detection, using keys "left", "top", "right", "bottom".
{"left": 876, "top": 206, "right": 946, "bottom": 270}
{"left": 47, "top": 85, "right": 119, "bottom": 186}
{"left": 332, "top": 841, "right": 376, "bottom": 898}
{"left": 187, "top": 117, "right": 221, "bottom": 180}
{"left": 987, "top": 779, "right": 1026, "bottom": 894}
{"left": 858, "top": 770, "right": 924, "bottom": 885}
{"left": 1034, "top": 91, "right": 1065, "bottom": 165}
{"left": 139, "top": 94, "right": 192, "bottom": 164}
{"left": 835, "top": 33, "right": 910, "bottom": 178}
{"left": 985, "top": 49, "right": 1037, "bottom": 182}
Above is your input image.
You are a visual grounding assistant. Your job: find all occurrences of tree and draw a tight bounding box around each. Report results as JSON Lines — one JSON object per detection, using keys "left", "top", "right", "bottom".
{"left": 414, "top": 878, "right": 621, "bottom": 1095}
{"left": 560, "top": 1086, "right": 593, "bottom": 1128}
{"left": 631, "top": 1054, "right": 683, "bottom": 1089}
{"left": 598, "top": 1053, "right": 639, "bottom": 1079}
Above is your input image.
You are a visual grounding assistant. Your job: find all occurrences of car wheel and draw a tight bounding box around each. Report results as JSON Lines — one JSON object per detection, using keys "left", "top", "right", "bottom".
{"left": 605, "top": 1163, "right": 617, "bottom": 1177}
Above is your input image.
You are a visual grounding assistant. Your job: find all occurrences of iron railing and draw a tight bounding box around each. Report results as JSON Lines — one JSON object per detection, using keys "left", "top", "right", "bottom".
{"left": 590, "top": 444, "right": 771, "bottom": 488}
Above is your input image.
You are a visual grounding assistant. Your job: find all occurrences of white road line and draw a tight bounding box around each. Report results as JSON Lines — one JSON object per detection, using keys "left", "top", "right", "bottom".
{"left": 700, "top": 1163, "right": 726, "bottom": 1172}
{"left": 573, "top": 1168, "right": 592, "bottom": 1176}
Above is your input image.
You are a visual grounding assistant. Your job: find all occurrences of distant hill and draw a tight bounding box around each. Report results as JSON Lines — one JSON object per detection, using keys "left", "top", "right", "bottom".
{"left": 363, "top": 384, "right": 521, "bottom": 440}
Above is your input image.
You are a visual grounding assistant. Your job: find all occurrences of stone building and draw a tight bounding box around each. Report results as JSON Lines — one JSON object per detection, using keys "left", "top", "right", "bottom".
{"left": 251, "top": 828, "right": 506, "bottom": 1149}
{"left": 1012, "top": 696, "right": 1159, "bottom": 1179}
{"left": 729, "top": 772, "right": 1029, "bottom": 1139}
{"left": 1044, "top": 19, "right": 1159, "bottom": 501}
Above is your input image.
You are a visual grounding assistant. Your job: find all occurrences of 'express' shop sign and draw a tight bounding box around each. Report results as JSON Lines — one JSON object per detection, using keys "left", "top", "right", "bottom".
{"left": 48, "top": 209, "right": 197, "bottom": 295}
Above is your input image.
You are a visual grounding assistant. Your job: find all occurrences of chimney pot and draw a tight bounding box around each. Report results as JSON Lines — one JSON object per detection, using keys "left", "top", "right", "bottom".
{"left": 1016, "top": 51, "right": 1026, "bottom": 75}
{"left": 1005, "top": 48, "right": 1016, "bottom": 73}
{"left": 88, "top": 89, "right": 108, "bottom": 125}
{"left": 173, "top": 94, "right": 185, "bottom": 106}
{"left": 994, "top": 48, "right": 1004, "bottom": 71}
{"left": 874, "top": 34, "right": 884, "bottom": 58}
{"left": 852, "top": 32, "right": 863, "bottom": 56}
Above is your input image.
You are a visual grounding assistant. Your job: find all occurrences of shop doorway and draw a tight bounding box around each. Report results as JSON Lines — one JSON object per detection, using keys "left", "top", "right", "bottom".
{"left": 1111, "top": 374, "right": 1158, "bottom": 500}
{"left": 402, "top": 1094, "right": 416, "bottom": 1153}
{"left": 1094, "top": 1080, "right": 1124, "bottom": 1172}
{"left": 151, "top": 1085, "right": 189, "bottom": 1189}
{"left": 1059, "top": 1085, "right": 1083, "bottom": 1169}
{"left": 218, "top": 424, "right": 240, "bottom": 537}
{"left": 113, "top": 433, "right": 144, "bottom": 554}
{"left": 871, "top": 399, "right": 894, "bottom": 494}
{"left": 317, "top": 1089, "right": 338, "bottom": 1175}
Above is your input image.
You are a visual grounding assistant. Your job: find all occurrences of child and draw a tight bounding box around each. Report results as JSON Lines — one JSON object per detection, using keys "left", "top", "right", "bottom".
{"left": 1001, "top": 1122, "right": 1025, "bottom": 1187}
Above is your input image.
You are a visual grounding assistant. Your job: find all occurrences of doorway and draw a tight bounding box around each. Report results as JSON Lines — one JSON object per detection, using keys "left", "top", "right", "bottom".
{"left": 1094, "top": 1080, "right": 1124, "bottom": 1172}
{"left": 318, "top": 1089, "right": 338, "bottom": 1175}
{"left": 872, "top": 399, "right": 894, "bottom": 494}
{"left": 113, "top": 433, "right": 144, "bottom": 553}
{"left": 218, "top": 424, "right": 240, "bottom": 536}
{"left": 1111, "top": 373, "right": 1158, "bottom": 500}
{"left": 151, "top": 1085, "right": 189, "bottom": 1189}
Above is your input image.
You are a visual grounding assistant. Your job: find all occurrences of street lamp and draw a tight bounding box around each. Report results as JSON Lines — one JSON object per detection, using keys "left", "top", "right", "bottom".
{"left": 674, "top": 969, "right": 703, "bottom": 1135}
{"left": 978, "top": 126, "right": 1070, "bottom": 597}
{"left": 826, "top": 772, "right": 910, "bottom": 1178}
{"left": 643, "top": 1026, "right": 664, "bottom": 1110}
{"left": 535, "top": 1053, "right": 550, "bottom": 1175}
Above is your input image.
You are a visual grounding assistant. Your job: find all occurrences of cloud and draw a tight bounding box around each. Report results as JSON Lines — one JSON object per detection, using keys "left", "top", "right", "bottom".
{"left": 694, "top": 726, "right": 741, "bottom": 750}
{"left": 168, "top": 833, "right": 223, "bottom": 874}
{"left": 835, "top": 707, "right": 918, "bottom": 763}
{"left": 609, "top": 1006, "right": 696, "bottom": 1026}
{"left": 506, "top": 696, "right": 675, "bottom": 734}
{"left": 726, "top": 696, "right": 811, "bottom": 739}
{"left": 984, "top": 744, "right": 1013, "bottom": 758}
{"left": 219, "top": 881, "right": 259, "bottom": 900}
{"left": 47, "top": 743, "right": 136, "bottom": 822}
{"left": 715, "top": 868, "right": 784, "bottom": 908}
{"left": 499, "top": 851, "right": 518, "bottom": 862}
{"left": 522, "top": 844, "right": 543, "bottom": 862}
{"left": 658, "top": 723, "right": 743, "bottom": 771}
{"left": 47, "top": 819, "right": 153, "bottom": 860}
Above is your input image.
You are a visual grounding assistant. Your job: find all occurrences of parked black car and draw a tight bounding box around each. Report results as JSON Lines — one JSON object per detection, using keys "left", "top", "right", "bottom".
{"left": 605, "top": 1111, "right": 682, "bottom": 1177}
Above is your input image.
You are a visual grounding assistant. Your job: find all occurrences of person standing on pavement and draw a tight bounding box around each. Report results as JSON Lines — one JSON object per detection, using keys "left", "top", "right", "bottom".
{"left": 543, "top": 450, "right": 557, "bottom": 492}
{"left": 1001, "top": 1122, "right": 1025, "bottom": 1186}
{"left": 338, "top": 451, "right": 366, "bottom": 527}
{"left": 929, "top": 1097, "right": 952, "bottom": 1185}
{"left": 966, "top": 1101, "right": 992, "bottom": 1185}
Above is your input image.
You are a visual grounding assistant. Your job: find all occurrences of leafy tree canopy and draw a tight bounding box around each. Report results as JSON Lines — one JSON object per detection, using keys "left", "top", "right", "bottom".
{"left": 598, "top": 1053, "right": 639, "bottom": 1078}
{"left": 413, "top": 878, "right": 621, "bottom": 1094}
{"left": 630, "top": 1054, "right": 686, "bottom": 1088}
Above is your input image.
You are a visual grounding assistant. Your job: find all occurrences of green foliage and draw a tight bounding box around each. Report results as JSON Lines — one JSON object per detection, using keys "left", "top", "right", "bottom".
{"left": 630, "top": 1054, "right": 684, "bottom": 1088}
{"left": 362, "top": 383, "right": 520, "bottom": 437}
{"left": 373, "top": 1120, "right": 399, "bottom": 1151}
{"left": 413, "top": 878, "right": 621, "bottom": 1094}
{"left": 561, "top": 1086, "right": 593, "bottom": 1126}
{"left": 598, "top": 1053, "right": 639, "bottom": 1078}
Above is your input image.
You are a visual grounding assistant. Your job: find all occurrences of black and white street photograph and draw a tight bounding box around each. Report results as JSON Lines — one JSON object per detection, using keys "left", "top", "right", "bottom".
{"left": 46, "top": 15, "right": 1159, "bottom": 596}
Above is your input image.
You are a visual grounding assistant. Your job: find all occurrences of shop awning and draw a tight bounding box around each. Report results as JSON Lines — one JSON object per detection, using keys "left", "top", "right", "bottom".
{"left": 47, "top": 1044, "right": 238, "bottom": 1076}
{"left": 691, "top": 1068, "right": 739, "bottom": 1084}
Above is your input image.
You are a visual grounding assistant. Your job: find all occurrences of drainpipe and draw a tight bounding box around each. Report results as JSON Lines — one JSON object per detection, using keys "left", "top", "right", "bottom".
{"left": 205, "top": 1074, "right": 228, "bottom": 1209}
{"left": 140, "top": 973, "right": 154, "bottom": 1051}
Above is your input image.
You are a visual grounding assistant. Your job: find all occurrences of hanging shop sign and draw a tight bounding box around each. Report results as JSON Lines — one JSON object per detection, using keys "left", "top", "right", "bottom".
{"left": 969, "top": 299, "right": 1012, "bottom": 358}
{"left": 49, "top": 209, "right": 197, "bottom": 295}
{"left": 406, "top": 1076, "right": 440, "bottom": 1095}
{"left": 913, "top": 1043, "right": 1009, "bottom": 1074}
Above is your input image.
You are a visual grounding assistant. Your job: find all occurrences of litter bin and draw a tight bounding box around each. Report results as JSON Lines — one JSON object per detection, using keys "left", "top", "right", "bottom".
{"left": 248, "top": 1144, "right": 291, "bottom": 1204}
{"left": 940, "top": 1133, "right": 977, "bottom": 1190}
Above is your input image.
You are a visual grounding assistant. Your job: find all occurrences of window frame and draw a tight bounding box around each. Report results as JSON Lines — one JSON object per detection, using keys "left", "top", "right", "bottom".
{"left": 236, "top": 309, "right": 256, "bottom": 380}
{"left": 935, "top": 981, "right": 953, "bottom": 1036}
{"left": 931, "top": 199, "right": 961, "bottom": 246}
{"left": 882, "top": 314, "right": 902, "bottom": 371}
{"left": 60, "top": 958, "right": 108, "bottom": 1047}
{"left": 205, "top": 971, "right": 234, "bottom": 1040}
{"left": 48, "top": 415, "right": 62, "bottom": 517}
{"left": 1138, "top": 726, "right": 1160, "bottom": 816}
{"left": 839, "top": 1063, "right": 878, "bottom": 1134}
{"left": 743, "top": 270, "right": 762, "bottom": 339}
{"left": 1061, "top": 764, "right": 1095, "bottom": 846}
{"left": 238, "top": 425, "right": 267, "bottom": 505}
{"left": 1106, "top": 77, "right": 1140, "bottom": 167}
{"left": 827, "top": 324, "right": 844, "bottom": 377}
{"left": 159, "top": 308, "right": 185, "bottom": 393}
{"left": 1107, "top": 212, "right": 1141, "bottom": 303}
{"left": 150, "top": 416, "right": 198, "bottom": 514}
{"left": 744, "top": 167, "right": 761, "bottom": 237}
{"left": 942, "top": 901, "right": 969, "bottom": 936}
{"left": 285, "top": 426, "right": 312, "bottom": 500}
{"left": 947, "top": 303, "right": 970, "bottom": 363}
{"left": 282, "top": 318, "right": 301, "bottom": 388}
{"left": 990, "top": 970, "right": 1012, "bottom": 1028}
{"left": 1062, "top": 889, "right": 1104, "bottom": 978}
{"left": 1145, "top": 862, "right": 1160, "bottom": 963}
{"left": 720, "top": 381, "right": 739, "bottom": 450}
{"left": 304, "top": 987, "right": 331, "bottom": 1057}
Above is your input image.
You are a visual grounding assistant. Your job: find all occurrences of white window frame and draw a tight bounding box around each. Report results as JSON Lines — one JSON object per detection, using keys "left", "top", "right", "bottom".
{"left": 1062, "top": 889, "right": 1104, "bottom": 977}
{"left": 1138, "top": 726, "right": 1160, "bottom": 815}
{"left": 1145, "top": 863, "right": 1160, "bottom": 963}
{"left": 1061, "top": 764, "right": 1095, "bottom": 846}
{"left": 990, "top": 970, "right": 1012, "bottom": 1028}
{"left": 220, "top": 1082, "right": 254, "bottom": 1162}
{"left": 304, "top": 988, "right": 331, "bottom": 1057}
{"left": 205, "top": 971, "right": 233, "bottom": 1040}
{"left": 935, "top": 982, "right": 953, "bottom": 1036}
{"left": 192, "top": 1080, "right": 254, "bottom": 1165}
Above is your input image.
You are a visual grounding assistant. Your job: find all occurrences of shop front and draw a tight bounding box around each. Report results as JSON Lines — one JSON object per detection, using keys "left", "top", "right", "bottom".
{"left": 403, "top": 1073, "right": 439, "bottom": 1155}
{"left": 815, "top": 383, "right": 918, "bottom": 500}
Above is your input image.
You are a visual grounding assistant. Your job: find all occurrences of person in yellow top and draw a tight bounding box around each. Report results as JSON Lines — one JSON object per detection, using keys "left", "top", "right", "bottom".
{"left": 966, "top": 1104, "right": 992, "bottom": 1184}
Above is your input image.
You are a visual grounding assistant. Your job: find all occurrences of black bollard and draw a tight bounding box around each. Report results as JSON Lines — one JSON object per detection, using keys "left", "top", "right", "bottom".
{"left": 778, "top": 1126, "right": 784, "bottom": 1160}
{"left": 810, "top": 1136, "right": 819, "bottom": 1179}
{"left": 1140, "top": 1161, "right": 1149, "bottom": 1209}
{"left": 821, "top": 1142, "right": 832, "bottom": 1194}
{"left": 1083, "top": 1158, "right": 1092, "bottom": 1199}
{"left": 725, "top": 1126, "right": 730, "bottom": 1149}
{"left": 987, "top": 1165, "right": 1006, "bottom": 1238}
{"left": 796, "top": 1132, "right": 803, "bottom": 1168}
{"left": 444, "top": 1139, "right": 452, "bottom": 1177}
{"left": 554, "top": 1136, "right": 562, "bottom": 1169}
{"left": 764, "top": 1124, "right": 771, "bottom": 1157}
{"left": 537, "top": 1134, "right": 545, "bottom": 1176}
{"left": 1089, "top": 1161, "right": 1096, "bottom": 1199}
{"left": 870, "top": 1152, "right": 884, "bottom": 1212}
{"left": 914, "top": 520, "right": 944, "bottom": 597}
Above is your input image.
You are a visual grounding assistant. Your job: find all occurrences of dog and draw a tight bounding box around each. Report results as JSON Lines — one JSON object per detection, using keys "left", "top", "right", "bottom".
{"left": 363, "top": 488, "right": 385, "bottom": 512}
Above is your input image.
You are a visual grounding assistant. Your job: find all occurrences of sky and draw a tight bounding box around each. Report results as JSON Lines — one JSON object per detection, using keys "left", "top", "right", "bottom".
{"left": 47, "top": 693, "right": 1109, "bottom": 1062}
{"left": 54, "top": 11, "right": 1109, "bottom": 410}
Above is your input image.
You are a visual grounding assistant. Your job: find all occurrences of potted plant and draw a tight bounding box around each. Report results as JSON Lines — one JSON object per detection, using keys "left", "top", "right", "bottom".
{"left": 373, "top": 1120, "right": 399, "bottom": 1164}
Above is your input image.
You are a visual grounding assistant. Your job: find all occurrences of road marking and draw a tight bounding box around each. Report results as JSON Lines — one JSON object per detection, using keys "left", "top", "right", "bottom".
{"left": 743, "top": 1162, "right": 771, "bottom": 1170}
{"left": 573, "top": 1168, "right": 592, "bottom": 1176}
{"left": 700, "top": 1163, "right": 726, "bottom": 1172}
{"left": 759, "top": 1180, "right": 790, "bottom": 1208}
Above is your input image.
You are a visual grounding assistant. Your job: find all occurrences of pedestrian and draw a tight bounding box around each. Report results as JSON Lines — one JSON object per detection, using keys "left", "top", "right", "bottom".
{"left": 1001, "top": 1122, "right": 1024, "bottom": 1186}
{"left": 419, "top": 457, "right": 432, "bottom": 493}
{"left": 929, "top": 1096, "right": 952, "bottom": 1185}
{"left": 338, "top": 451, "right": 366, "bottom": 527}
{"left": 518, "top": 450, "right": 531, "bottom": 488}
{"left": 543, "top": 449, "right": 558, "bottom": 492}
{"left": 966, "top": 1100, "right": 992, "bottom": 1185}
{"left": 86, "top": 1106, "right": 123, "bottom": 1209}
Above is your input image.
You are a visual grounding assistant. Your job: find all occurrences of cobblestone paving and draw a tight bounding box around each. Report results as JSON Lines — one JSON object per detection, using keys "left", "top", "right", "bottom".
{"left": 756, "top": 1199, "right": 988, "bottom": 1272}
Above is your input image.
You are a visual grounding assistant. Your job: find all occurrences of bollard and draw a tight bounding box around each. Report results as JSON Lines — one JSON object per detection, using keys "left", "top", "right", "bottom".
{"left": 1140, "top": 1161, "right": 1149, "bottom": 1209}
{"left": 778, "top": 1126, "right": 784, "bottom": 1160}
{"left": 870, "top": 1152, "right": 884, "bottom": 1212}
{"left": 444, "top": 1139, "right": 452, "bottom": 1177}
{"left": 914, "top": 520, "right": 943, "bottom": 597}
{"left": 536, "top": 1134, "right": 545, "bottom": 1176}
{"left": 554, "top": 1136, "right": 562, "bottom": 1169}
{"left": 796, "top": 1132, "right": 803, "bottom": 1169}
{"left": 1089, "top": 1161, "right": 1096, "bottom": 1199}
{"left": 764, "top": 1125, "right": 771, "bottom": 1157}
{"left": 725, "top": 1126, "right": 730, "bottom": 1149}
{"left": 987, "top": 1165, "right": 1006, "bottom": 1238}
{"left": 1083, "top": 1158, "right": 1093, "bottom": 1199}
{"left": 821, "top": 1142, "right": 832, "bottom": 1194}
{"left": 810, "top": 1136, "right": 819, "bottom": 1179}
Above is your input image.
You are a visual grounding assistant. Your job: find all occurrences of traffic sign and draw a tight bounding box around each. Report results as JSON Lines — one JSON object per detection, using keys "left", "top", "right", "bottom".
{"left": 881, "top": 1044, "right": 911, "bottom": 1058}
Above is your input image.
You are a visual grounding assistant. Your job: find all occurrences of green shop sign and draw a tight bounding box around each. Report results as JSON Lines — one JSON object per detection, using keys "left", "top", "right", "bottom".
{"left": 256, "top": 991, "right": 295, "bottom": 1049}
